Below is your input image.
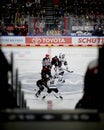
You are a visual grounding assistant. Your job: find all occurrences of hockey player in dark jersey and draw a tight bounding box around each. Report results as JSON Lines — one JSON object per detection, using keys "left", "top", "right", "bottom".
{"left": 35, "top": 66, "right": 52, "bottom": 97}
{"left": 35, "top": 66, "right": 63, "bottom": 99}
{"left": 51, "top": 54, "right": 69, "bottom": 82}
{"left": 51, "top": 56, "right": 60, "bottom": 67}
{"left": 51, "top": 55, "right": 60, "bottom": 78}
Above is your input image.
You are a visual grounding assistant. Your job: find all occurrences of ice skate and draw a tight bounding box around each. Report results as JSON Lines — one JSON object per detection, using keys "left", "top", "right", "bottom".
{"left": 62, "top": 79, "right": 65, "bottom": 83}
{"left": 42, "top": 95, "right": 46, "bottom": 99}
{"left": 59, "top": 95, "right": 63, "bottom": 100}
{"left": 35, "top": 91, "right": 41, "bottom": 98}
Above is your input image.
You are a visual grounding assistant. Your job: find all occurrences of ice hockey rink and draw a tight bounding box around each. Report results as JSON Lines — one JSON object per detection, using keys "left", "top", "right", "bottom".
{"left": 2, "top": 46, "right": 98, "bottom": 110}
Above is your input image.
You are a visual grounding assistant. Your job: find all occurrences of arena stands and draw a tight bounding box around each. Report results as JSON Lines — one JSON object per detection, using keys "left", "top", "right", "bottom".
{"left": 0, "top": 0, "right": 104, "bottom": 36}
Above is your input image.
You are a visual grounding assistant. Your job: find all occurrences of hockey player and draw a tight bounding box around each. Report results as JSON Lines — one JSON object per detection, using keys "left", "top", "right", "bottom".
{"left": 59, "top": 53, "right": 68, "bottom": 69}
{"left": 58, "top": 53, "right": 68, "bottom": 82}
{"left": 35, "top": 66, "right": 52, "bottom": 97}
{"left": 42, "top": 54, "right": 51, "bottom": 69}
{"left": 51, "top": 55, "right": 60, "bottom": 78}
{"left": 41, "top": 54, "right": 52, "bottom": 80}
{"left": 35, "top": 66, "right": 63, "bottom": 99}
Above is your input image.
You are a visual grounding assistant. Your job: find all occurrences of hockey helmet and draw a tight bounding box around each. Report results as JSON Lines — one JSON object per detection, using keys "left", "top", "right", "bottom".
{"left": 45, "top": 54, "right": 49, "bottom": 58}
{"left": 55, "top": 55, "right": 58, "bottom": 58}
{"left": 62, "top": 53, "right": 65, "bottom": 58}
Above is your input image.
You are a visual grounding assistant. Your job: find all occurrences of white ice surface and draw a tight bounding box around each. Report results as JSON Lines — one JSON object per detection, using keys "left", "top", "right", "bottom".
{"left": 2, "top": 46, "right": 98, "bottom": 110}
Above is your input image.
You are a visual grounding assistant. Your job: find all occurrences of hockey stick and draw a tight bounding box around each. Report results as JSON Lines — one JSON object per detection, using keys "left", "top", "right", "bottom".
{"left": 52, "top": 92, "right": 63, "bottom": 100}
{"left": 63, "top": 69, "right": 74, "bottom": 73}
{"left": 42, "top": 92, "right": 63, "bottom": 100}
{"left": 52, "top": 92, "right": 58, "bottom": 98}
{"left": 42, "top": 92, "right": 59, "bottom": 99}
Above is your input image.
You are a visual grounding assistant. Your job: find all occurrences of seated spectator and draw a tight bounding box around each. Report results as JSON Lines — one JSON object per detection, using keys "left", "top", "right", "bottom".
{"left": 75, "top": 45, "right": 104, "bottom": 112}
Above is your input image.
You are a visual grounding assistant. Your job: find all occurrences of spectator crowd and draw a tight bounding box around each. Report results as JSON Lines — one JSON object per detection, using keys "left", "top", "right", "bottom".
{"left": 0, "top": 0, "right": 104, "bottom": 36}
